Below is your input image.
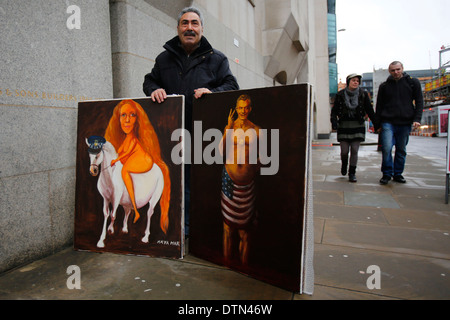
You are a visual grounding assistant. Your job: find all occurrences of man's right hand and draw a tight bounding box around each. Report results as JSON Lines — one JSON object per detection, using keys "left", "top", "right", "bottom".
{"left": 151, "top": 88, "right": 167, "bottom": 103}
{"left": 227, "top": 108, "right": 236, "bottom": 129}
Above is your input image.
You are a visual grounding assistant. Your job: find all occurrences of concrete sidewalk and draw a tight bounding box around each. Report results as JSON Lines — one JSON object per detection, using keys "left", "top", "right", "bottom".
{"left": 310, "top": 133, "right": 449, "bottom": 299}
{"left": 0, "top": 134, "right": 449, "bottom": 300}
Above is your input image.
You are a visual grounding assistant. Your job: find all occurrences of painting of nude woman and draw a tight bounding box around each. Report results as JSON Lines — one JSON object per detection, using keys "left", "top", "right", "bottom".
{"left": 105, "top": 99, "right": 171, "bottom": 229}
{"left": 74, "top": 97, "right": 184, "bottom": 258}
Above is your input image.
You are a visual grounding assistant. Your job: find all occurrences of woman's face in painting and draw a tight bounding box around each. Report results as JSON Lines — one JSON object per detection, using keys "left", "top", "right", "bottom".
{"left": 120, "top": 103, "right": 137, "bottom": 134}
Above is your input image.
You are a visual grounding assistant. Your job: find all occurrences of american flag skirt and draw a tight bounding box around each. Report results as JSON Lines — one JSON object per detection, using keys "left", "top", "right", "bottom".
{"left": 221, "top": 167, "right": 256, "bottom": 229}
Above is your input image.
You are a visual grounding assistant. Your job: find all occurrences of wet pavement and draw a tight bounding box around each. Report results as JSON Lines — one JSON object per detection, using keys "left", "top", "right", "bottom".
{"left": 0, "top": 133, "right": 449, "bottom": 300}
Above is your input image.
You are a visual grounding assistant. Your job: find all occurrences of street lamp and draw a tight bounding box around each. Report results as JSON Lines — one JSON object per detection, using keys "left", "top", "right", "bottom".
{"left": 337, "top": 29, "right": 347, "bottom": 85}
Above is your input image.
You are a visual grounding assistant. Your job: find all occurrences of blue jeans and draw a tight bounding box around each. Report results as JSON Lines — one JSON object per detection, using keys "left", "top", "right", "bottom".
{"left": 380, "top": 123, "right": 411, "bottom": 177}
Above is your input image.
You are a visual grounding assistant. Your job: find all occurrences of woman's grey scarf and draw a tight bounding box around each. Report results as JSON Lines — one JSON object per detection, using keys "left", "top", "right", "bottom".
{"left": 344, "top": 87, "right": 360, "bottom": 109}
{"left": 344, "top": 87, "right": 360, "bottom": 118}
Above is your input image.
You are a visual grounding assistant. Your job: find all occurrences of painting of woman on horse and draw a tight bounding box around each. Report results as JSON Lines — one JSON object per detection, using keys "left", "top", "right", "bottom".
{"left": 75, "top": 97, "right": 183, "bottom": 258}
{"left": 105, "top": 99, "right": 171, "bottom": 233}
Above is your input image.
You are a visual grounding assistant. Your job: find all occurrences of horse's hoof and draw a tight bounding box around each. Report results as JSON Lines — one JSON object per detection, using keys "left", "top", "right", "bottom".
{"left": 141, "top": 236, "right": 149, "bottom": 243}
{"left": 97, "top": 241, "right": 105, "bottom": 248}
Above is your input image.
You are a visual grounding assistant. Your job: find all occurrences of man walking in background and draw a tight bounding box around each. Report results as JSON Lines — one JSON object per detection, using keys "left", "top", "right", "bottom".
{"left": 376, "top": 61, "right": 424, "bottom": 185}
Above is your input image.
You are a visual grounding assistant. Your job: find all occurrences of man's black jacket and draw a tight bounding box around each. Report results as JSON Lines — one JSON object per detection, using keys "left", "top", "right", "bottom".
{"left": 375, "top": 73, "right": 424, "bottom": 128}
{"left": 143, "top": 36, "right": 239, "bottom": 131}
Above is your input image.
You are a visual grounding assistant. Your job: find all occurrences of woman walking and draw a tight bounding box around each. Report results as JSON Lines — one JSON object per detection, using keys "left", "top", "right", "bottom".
{"left": 331, "top": 74, "right": 377, "bottom": 182}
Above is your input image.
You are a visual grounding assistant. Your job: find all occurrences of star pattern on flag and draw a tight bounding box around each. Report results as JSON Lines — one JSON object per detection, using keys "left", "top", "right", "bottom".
{"left": 222, "top": 169, "right": 234, "bottom": 200}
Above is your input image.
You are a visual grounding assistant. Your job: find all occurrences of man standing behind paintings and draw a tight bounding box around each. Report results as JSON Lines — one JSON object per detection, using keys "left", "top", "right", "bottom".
{"left": 143, "top": 7, "right": 239, "bottom": 234}
{"left": 143, "top": 6, "right": 239, "bottom": 131}
{"left": 220, "top": 95, "right": 260, "bottom": 266}
{"left": 376, "top": 61, "right": 424, "bottom": 185}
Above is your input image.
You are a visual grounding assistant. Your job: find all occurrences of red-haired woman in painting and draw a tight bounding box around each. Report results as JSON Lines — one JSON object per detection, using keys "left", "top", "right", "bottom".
{"left": 104, "top": 99, "right": 171, "bottom": 233}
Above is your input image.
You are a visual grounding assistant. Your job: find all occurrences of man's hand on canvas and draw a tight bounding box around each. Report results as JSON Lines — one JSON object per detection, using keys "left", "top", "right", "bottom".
{"left": 151, "top": 89, "right": 167, "bottom": 103}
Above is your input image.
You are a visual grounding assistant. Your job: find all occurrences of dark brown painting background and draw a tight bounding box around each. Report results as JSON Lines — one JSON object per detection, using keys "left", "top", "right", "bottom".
{"left": 190, "top": 84, "right": 310, "bottom": 291}
{"left": 74, "top": 97, "right": 183, "bottom": 258}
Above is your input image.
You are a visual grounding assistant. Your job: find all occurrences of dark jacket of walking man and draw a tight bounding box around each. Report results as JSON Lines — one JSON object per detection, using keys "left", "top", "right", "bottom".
{"left": 375, "top": 61, "right": 424, "bottom": 185}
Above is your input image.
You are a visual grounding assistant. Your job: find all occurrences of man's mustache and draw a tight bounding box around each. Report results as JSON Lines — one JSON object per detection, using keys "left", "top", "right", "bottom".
{"left": 184, "top": 31, "right": 196, "bottom": 37}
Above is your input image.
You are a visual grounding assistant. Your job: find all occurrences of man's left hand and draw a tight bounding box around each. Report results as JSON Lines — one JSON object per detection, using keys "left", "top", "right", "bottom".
{"left": 413, "top": 122, "right": 421, "bottom": 129}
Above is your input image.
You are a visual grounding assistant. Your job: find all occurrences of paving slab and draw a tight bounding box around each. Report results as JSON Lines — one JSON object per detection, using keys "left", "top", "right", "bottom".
{"left": 390, "top": 184, "right": 446, "bottom": 197}
{"left": 344, "top": 191, "right": 400, "bottom": 209}
{"left": 395, "top": 194, "right": 450, "bottom": 211}
{"left": 314, "top": 203, "right": 388, "bottom": 225}
{"left": 322, "top": 220, "right": 450, "bottom": 259}
{"left": 313, "top": 245, "right": 450, "bottom": 300}
{"left": 313, "top": 190, "right": 344, "bottom": 205}
{"left": 382, "top": 207, "right": 450, "bottom": 231}
{"left": 295, "top": 283, "right": 393, "bottom": 300}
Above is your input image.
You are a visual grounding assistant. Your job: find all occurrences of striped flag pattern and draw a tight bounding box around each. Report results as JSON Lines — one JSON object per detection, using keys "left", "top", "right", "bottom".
{"left": 221, "top": 167, "right": 256, "bottom": 228}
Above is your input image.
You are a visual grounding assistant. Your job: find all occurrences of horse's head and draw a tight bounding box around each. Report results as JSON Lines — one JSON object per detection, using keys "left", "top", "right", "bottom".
{"left": 86, "top": 136, "right": 106, "bottom": 177}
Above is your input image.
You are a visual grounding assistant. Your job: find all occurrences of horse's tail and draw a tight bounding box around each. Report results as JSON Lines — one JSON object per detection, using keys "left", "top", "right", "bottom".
{"left": 158, "top": 160, "right": 171, "bottom": 234}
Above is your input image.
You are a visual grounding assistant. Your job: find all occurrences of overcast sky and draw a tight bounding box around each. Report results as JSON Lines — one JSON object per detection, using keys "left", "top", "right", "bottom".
{"left": 336, "top": 0, "right": 450, "bottom": 81}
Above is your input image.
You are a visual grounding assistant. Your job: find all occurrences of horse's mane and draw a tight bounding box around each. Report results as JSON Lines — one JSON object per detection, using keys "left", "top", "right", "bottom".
{"left": 102, "top": 141, "right": 118, "bottom": 158}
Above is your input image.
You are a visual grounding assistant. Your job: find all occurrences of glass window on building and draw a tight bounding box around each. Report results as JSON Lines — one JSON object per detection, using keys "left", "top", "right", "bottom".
{"left": 329, "top": 63, "right": 338, "bottom": 96}
{"left": 328, "top": 14, "right": 336, "bottom": 63}
{"left": 328, "top": 0, "right": 336, "bottom": 14}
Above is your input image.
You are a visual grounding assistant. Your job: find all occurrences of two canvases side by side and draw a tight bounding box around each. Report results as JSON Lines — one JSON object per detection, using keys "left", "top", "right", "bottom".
{"left": 74, "top": 84, "right": 314, "bottom": 293}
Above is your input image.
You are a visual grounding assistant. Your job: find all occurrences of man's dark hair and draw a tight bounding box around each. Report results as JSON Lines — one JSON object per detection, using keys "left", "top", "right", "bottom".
{"left": 178, "top": 7, "right": 204, "bottom": 26}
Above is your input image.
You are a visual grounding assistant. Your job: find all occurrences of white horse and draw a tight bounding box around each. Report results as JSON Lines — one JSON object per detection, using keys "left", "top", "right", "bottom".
{"left": 86, "top": 138, "right": 165, "bottom": 248}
